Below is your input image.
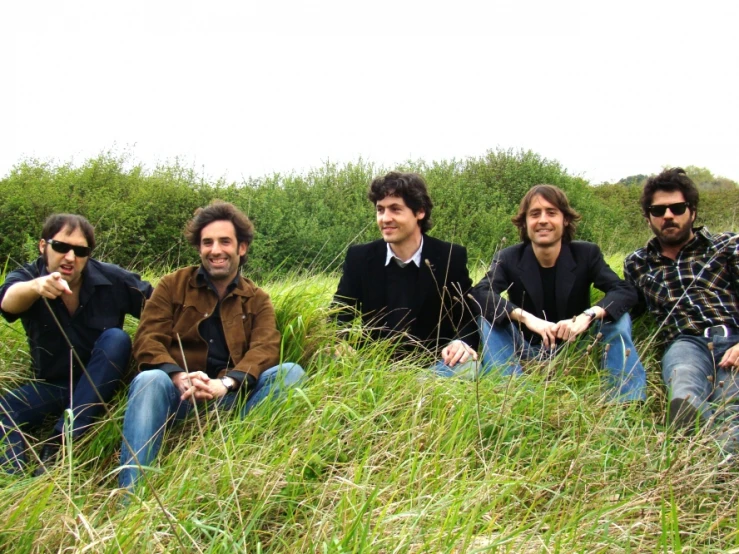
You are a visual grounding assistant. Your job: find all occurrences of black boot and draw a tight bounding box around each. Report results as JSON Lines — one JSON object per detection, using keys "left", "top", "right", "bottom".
{"left": 33, "top": 439, "right": 62, "bottom": 477}
{"left": 669, "top": 398, "right": 700, "bottom": 432}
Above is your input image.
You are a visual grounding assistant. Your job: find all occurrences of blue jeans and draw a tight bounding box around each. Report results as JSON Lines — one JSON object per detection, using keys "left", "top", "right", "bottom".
{"left": 478, "top": 313, "right": 647, "bottom": 402}
{"left": 663, "top": 334, "right": 739, "bottom": 450}
{"left": 0, "top": 328, "right": 131, "bottom": 473}
{"left": 430, "top": 359, "right": 480, "bottom": 379}
{"left": 118, "top": 363, "right": 305, "bottom": 490}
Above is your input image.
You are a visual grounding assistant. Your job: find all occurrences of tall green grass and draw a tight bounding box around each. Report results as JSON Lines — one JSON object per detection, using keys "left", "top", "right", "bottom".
{"left": 1, "top": 263, "right": 739, "bottom": 552}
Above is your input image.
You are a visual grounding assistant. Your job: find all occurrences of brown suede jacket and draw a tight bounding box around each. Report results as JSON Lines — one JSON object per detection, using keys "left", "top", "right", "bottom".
{"left": 132, "top": 266, "right": 280, "bottom": 383}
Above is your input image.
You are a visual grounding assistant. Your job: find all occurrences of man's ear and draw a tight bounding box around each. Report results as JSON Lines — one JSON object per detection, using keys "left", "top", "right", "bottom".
{"left": 239, "top": 242, "right": 248, "bottom": 257}
{"left": 38, "top": 239, "right": 46, "bottom": 256}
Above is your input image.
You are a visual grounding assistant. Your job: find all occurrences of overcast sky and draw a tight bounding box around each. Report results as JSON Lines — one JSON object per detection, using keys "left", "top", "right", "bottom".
{"left": 2, "top": 0, "right": 737, "bottom": 185}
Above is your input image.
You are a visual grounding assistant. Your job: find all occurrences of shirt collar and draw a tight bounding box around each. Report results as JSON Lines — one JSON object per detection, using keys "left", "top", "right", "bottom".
{"left": 385, "top": 237, "right": 423, "bottom": 268}
{"left": 196, "top": 266, "right": 240, "bottom": 294}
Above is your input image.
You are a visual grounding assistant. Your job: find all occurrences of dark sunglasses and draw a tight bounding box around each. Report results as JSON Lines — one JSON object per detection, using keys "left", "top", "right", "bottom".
{"left": 647, "top": 202, "right": 689, "bottom": 217}
{"left": 47, "top": 239, "right": 92, "bottom": 257}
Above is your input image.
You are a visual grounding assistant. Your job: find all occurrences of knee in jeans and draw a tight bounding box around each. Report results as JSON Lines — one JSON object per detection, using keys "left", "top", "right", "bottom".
{"left": 94, "top": 329, "right": 132, "bottom": 367}
{"left": 130, "top": 370, "right": 172, "bottom": 397}
{"left": 97, "top": 327, "right": 131, "bottom": 347}
{"left": 280, "top": 363, "right": 305, "bottom": 385}
{"left": 602, "top": 313, "right": 633, "bottom": 335}
{"left": 616, "top": 312, "right": 632, "bottom": 327}
{"left": 262, "top": 363, "right": 305, "bottom": 388}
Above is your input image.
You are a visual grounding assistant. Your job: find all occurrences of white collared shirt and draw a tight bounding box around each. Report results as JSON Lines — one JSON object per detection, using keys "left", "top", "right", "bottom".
{"left": 385, "top": 237, "right": 423, "bottom": 268}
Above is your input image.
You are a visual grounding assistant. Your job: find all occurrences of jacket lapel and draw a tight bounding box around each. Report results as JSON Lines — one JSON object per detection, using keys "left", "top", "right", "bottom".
{"left": 364, "top": 241, "right": 388, "bottom": 312}
{"left": 414, "top": 238, "right": 436, "bottom": 314}
{"left": 554, "top": 242, "right": 576, "bottom": 319}
{"left": 518, "top": 244, "right": 545, "bottom": 315}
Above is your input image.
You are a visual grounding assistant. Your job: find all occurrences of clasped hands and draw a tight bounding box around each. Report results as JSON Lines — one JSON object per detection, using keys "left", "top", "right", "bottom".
{"left": 521, "top": 312, "right": 595, "bottom": 350}
{"left": 171, "top": 371, "right": 228, "bottom": 403}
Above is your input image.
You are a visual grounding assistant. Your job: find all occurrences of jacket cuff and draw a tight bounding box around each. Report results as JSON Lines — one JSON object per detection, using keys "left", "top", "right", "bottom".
{"left": 154, "top": 363, "right": 185, "bottom": 375}
{"left": 489, "top": 299, "right": 516, "bottom": 325}
{"left": 595, "top": 302, "right": 618, "bottom": 322}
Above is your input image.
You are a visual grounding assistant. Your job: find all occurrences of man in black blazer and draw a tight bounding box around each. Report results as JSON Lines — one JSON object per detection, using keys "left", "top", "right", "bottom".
{"left": 472, "top": 185, "right": 646, "bottom": 401}
{"left": 333, "top": 171, "right": 479, "bottom": 375}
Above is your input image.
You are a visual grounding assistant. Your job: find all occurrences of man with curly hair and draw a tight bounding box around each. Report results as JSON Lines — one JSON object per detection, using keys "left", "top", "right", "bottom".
{"left": 118, "top": 201, "right": 304, "bottom": 490}
{"left": 333, "top": 171, "right": 479, "bottom": 376}
{"left": 624, "top": 168, "right": 739, "bottom": 452}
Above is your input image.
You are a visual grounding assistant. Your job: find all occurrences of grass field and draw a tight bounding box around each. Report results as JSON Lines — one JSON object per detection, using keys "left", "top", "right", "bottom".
{"left": 1, "top": 268, "right": 738, "bottom": 553}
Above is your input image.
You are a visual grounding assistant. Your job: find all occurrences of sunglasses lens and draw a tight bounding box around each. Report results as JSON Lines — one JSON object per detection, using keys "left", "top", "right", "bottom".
{"left": 649, "top": 203, "right": 687, "bottom": 217}
{"left": 49, "top": 241, "right": 72, "bottom": 254}
{"left": 49, "top": 240, "right": 91, "bottom": 257}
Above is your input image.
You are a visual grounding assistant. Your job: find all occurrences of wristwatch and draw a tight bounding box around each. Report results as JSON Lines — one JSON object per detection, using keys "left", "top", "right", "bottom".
{"left": 582, "top": 308, "right": 597, "bottom": 323}
{"left": 220, "top": 376, "right": 237, "bottom": 392}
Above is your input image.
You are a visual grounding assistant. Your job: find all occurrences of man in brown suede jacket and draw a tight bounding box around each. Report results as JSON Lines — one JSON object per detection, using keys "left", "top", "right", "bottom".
{"left": 118, "top": 201, "right": 304, "bottom": 490}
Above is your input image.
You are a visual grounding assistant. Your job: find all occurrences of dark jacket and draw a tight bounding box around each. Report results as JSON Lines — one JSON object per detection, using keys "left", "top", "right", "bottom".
{"left": 472, "top": 241, "right": 636, "bottom": 342}
{"left": 333, "top": 236, "right": 479, "bottom": 352}
{"left": 0, "top": 257, "right": 152, "bottom": 381}
{"left": 133, "top": 266, "right": 280, "bottom": 386}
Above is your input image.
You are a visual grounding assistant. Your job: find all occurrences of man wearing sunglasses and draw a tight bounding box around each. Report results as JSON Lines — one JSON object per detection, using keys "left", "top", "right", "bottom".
{"left": 624, "top": 167, "right": 739, "bottom": 454}
{"left": 0, "top": 214, "right": 153, "bottom": 475}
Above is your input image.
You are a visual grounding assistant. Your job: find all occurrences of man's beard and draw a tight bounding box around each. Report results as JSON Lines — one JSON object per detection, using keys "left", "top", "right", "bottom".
{"left": 652, "top": 221, "right": 693, "bottom": 247}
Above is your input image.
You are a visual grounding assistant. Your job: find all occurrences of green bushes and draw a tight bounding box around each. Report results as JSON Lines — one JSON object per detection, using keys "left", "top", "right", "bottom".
{"left": 0, "top": 154, "right": 209, "bottom": 271}
{"left": 1, "top": 150, "right": 736, "bottom": 279}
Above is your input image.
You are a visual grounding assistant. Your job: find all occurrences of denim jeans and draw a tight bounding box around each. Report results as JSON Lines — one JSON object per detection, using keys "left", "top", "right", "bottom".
{"left": 0, "top": 328, "right": 131, "bottom": 473}
{"left": 430, "top": 359, "right": 480, "bottom": 379}
{"left": 662, "top": 334, "right": 739, "bottom": 450}
{"left": 118, "top": 363, "right": 305, "bottom": 490}
{"left": 478, "top": 313, "right": 647, "bottom": 402}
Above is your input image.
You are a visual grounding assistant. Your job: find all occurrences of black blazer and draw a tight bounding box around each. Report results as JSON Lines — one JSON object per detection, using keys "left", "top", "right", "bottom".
{"left": 472, "top": 241, "right": 636, "bottom": 341}
{"left": 333, "top": 235, "right": 479, "bottom": 352}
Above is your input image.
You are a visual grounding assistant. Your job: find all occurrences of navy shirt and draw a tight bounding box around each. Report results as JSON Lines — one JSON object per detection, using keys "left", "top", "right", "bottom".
{"left": 0, "top": 257, "right": 153, "bottom": 382}
{"left": 196, "top": 268, "right": 237, "bottom": 378}
{"left": 152, "top": 267, "right": 252, "bottom": 390}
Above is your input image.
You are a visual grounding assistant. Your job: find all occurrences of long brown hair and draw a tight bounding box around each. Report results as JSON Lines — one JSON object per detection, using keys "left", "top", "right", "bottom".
{"left": 511, "top": 185, "right": 581, "bottom": 243}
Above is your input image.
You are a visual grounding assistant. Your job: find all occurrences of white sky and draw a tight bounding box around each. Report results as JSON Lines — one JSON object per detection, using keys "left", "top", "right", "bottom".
{"left": 1, "top": 0, "right": 737, "bottom": 184}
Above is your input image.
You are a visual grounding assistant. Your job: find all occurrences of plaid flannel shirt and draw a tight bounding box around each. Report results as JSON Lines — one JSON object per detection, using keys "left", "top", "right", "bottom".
{"left": 623, "top": 227, "right": 739, "bottom": 343}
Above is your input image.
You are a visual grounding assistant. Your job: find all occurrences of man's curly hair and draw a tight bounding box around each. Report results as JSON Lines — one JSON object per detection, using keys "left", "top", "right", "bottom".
{"left": 368, "top": 172, "right": 433, "bottom": 233}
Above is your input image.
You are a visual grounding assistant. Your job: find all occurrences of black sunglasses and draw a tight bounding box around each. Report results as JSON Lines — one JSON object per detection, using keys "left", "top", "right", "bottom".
{"left": 47, "top": 239, "right": 92, "bottom": 257}
{"left": 647, "top": 202, "right": 690, "bottom": 217}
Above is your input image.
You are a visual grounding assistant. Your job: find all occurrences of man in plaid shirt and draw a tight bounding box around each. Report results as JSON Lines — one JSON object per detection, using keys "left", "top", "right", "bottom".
{"left": 624, "top": 167, "right": 739, "bottom": 452}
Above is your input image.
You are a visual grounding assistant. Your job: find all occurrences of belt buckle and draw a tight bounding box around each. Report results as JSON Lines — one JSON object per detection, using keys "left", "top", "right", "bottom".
{"left": 704, "top": 325, "right": 729, "bottom": 338}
